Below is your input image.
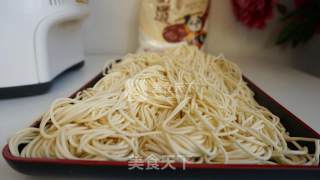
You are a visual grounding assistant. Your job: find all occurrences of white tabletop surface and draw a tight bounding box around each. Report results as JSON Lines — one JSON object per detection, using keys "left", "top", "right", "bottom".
{"left": 1, "top": 55, "right": 320, "bottom": 180}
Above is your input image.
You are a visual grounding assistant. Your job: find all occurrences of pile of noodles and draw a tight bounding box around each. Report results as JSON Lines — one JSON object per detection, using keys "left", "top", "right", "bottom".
{"left": 9, "top": 45, "right": 319, "bottom": 165}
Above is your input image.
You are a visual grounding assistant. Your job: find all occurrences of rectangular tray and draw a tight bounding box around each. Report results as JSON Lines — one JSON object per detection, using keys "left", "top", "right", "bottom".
{"left": 2, "top": 60, "right": 320, "bottom": 178}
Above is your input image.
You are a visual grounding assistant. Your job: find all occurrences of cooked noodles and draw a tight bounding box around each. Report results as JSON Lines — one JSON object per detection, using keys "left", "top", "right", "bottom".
{"left": 9, "top": 45, "right": 319, "bottom": 165}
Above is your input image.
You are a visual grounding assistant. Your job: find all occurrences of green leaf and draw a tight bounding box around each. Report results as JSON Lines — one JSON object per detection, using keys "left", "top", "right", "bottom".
{"left": 276, "top": 1, "right": 320, "bottom": 47}
{"left": 292, "top": 20, "right": 317, "bottom": 47}
{"left": 314, "top": 0, "right": 320, "bottom": 8}
{"left": 278, "top": 18, "right": 317, "bottom": 47}
{"left": 280, "top": 8, "right": 304, "bottom": 21}
{"left": 276, "top": 21, "right": 301, "bottom": 45}
{"left": 276, "top": 3, "right": 287, "bottom": 16}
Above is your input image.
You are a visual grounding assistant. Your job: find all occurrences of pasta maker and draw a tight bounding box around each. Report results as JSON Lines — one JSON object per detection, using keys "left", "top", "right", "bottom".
{"left": 0, "top": 0, "right": 90, "bottom": 98}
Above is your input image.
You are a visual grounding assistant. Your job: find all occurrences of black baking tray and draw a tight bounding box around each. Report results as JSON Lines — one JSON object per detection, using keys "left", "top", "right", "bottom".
{"left": 2, "top": 59, "right": 320, "bottom": 178}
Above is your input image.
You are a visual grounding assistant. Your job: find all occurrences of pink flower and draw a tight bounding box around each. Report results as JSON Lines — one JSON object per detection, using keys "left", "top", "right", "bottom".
{"left": 232, "top": 0, "right": 278, "bottom": 29}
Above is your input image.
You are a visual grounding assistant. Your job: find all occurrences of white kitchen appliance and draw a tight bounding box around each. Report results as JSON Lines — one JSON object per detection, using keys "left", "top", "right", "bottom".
{"left": 0, "top": 0, "right": 90, "bottom": 98}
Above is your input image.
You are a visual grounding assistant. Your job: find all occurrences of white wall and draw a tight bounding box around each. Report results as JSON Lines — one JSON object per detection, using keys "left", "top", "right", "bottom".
{"left": 83, "top": 0, "right": 285, "bottom": 58}
{"left": 206, "top": 0, "right": 284, "bottom": 59}
{"left": 83, "top": 0, "right": 319, "bottom": 70}
{"left": 83, "top": 0, "right": 140, "bottom": 55}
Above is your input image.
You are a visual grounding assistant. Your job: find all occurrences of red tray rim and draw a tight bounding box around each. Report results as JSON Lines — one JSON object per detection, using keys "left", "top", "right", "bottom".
{"left": 2, "top": 72, "right": 320, "bottom": 171}
{"left": 2, "top": 145, "right": 320, "bottom": 170}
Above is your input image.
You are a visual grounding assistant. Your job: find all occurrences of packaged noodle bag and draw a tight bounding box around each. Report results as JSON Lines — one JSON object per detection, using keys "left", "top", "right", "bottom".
{"left": 139, "top": 0, "right": 210, "bottom": 52}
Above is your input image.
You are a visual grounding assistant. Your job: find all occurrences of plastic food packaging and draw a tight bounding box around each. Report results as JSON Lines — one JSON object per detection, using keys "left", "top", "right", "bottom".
{"left": 138, "top": 0, "right": 210, "bottom": 52}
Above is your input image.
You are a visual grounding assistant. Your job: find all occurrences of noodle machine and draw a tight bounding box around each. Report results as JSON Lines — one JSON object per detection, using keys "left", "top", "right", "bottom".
{"left": 0, "top": 0, "right": 90, "bottom": 98}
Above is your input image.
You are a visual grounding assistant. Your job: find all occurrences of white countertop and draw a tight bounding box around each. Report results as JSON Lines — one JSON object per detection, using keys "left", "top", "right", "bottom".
{"left": 1, "top": 55, "right": 320, "bottom": 180}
